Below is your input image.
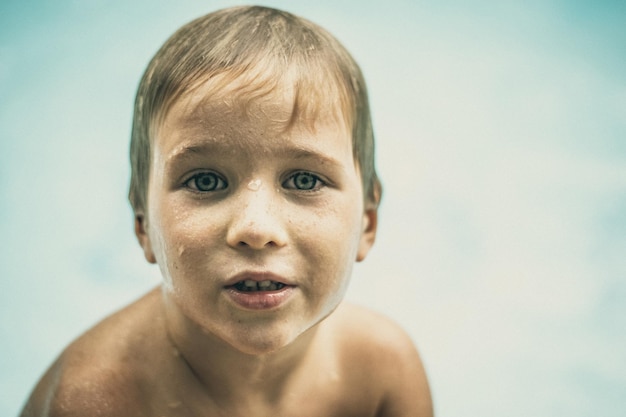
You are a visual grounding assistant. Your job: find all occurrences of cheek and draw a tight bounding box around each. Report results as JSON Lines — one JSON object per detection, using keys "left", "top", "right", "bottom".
{"left": 149, "top": 202, "right": 223, "bottom": 284}
{"left": 294, "top": 199, "right": 363, "bottom": 276}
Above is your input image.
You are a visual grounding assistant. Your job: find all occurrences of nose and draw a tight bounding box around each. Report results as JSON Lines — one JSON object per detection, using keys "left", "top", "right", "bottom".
{"left": 226, "top": 186, "right": 288, "bottom": 250}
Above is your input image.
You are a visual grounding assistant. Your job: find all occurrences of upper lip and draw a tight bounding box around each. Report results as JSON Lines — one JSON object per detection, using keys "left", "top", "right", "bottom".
{"left": 224, "top": 271, "right": 294, "bottom": 287}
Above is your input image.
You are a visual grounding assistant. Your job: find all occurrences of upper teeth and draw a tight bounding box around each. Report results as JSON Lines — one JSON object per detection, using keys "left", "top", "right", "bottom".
{"left": 238, "top": 280, "right": 284, "bottom": 292}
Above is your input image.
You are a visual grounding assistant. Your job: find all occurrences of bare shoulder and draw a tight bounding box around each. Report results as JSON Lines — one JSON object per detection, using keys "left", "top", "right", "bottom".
{"left": 20, "top": 288, "right": 164, "bottom": 417}
{"left": 330, "top": 303, "right": 433, "bottom": 417}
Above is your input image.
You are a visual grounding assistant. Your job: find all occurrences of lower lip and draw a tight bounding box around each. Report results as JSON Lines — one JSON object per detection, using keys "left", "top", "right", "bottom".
{"left": 225, "top": 286, "right": 296, "bottom": 310}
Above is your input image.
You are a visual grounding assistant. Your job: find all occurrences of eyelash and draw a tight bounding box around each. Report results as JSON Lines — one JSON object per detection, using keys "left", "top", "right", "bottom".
{"left": 183, "top": 171, "right": 326, "bottom": 193}
{"left": 184, "top": 172, "right": 228, "bottom": 192}
{"left": 282, "top": 172, "right": 325, "bottom": 192}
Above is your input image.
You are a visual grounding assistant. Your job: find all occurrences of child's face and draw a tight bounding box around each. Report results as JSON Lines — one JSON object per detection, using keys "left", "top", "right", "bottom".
{"left": 137, "top": 81, "right": 377, "bottom": 354}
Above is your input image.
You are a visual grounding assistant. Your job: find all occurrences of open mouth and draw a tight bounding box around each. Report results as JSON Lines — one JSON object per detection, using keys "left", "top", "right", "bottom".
{"left": 233, "top": 280, "right": 286, "bottom": 292}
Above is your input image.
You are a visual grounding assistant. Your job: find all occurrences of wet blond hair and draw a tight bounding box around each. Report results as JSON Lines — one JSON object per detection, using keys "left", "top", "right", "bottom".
{"left": 129, "top": 5, "right": 380, "bottom": 215}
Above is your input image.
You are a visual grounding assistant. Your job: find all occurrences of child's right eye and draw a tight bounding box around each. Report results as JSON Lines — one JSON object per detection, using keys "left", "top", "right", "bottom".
{"left": 184, "top": 172, "right": 228, "bottom": 192}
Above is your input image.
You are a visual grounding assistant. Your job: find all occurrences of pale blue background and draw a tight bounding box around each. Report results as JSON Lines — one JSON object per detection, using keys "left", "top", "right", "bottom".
{"left": 1, "top": 1, "right": 625, "bottom": 416}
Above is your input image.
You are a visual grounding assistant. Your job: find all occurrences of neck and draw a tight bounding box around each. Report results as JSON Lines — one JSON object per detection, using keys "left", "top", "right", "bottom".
{"left": 160, "top": 290, "right": 320, "bottom": 406}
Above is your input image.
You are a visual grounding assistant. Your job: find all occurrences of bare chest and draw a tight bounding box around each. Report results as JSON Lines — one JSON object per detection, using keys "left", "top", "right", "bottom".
{"left": 143, "top": 369, "right": 381, "bottom": 417}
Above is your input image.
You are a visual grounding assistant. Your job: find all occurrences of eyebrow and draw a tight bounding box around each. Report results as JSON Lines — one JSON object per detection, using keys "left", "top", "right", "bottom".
{"left": 165, "top": 141, "right": 345, "bottom": 168}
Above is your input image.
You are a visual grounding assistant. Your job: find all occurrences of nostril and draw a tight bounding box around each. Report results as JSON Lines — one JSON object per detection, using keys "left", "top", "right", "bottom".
{"left": 226, "top": 206, "right": 288, "bottom": 249}
{"left": 236, "top": 239, "right": 278, "bottom": 248}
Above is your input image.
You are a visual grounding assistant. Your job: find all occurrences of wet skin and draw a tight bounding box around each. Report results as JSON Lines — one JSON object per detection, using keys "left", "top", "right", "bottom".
{"left": 137, "top": 82, "right": 378, "bottom": 357}
{"left": 20, "top": 82, "right": 433, "bottom": 417}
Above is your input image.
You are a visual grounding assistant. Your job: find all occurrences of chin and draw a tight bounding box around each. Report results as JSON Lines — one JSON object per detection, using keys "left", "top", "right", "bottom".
{"left": 230, "top": 339, "right": 289, "bottom": 356}
{"left": 223, "top": 320, "right": 316, "bottom": 356}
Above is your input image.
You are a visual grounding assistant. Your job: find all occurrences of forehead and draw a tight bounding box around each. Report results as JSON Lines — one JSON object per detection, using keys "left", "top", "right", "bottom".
{"left": 152, "top": 72, "right": 355, "bottom": 164}
{"left": 154, "top": 66, "right": 353, "bottom": 150}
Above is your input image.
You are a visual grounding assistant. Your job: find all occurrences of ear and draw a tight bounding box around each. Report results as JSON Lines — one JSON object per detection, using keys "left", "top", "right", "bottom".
{"left": 134, "top": 213, "right": 157, "bottom": 264}
{"left": 356, "top": 206, "right": 378, "bottom": 262}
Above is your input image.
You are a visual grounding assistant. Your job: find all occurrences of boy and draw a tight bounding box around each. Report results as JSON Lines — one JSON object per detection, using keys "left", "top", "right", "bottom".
{"left": 21, "top": 6, "right": 432, "bottom": 416}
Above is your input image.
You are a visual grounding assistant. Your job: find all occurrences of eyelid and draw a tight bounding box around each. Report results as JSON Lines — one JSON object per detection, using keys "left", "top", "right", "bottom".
{"left": 282, "top": 171, "right": 327, "bottom": 192}
{"left": 183, "top": 170, "right": 228, "bottom": 192}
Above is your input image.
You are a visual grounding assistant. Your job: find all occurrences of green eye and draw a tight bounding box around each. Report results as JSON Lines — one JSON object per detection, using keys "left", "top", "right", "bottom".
{"left": 284, "top": 172, "right": 323, "bottom": 191}
{"left": 186, "top": 172, "right": 227, "bottom": 192}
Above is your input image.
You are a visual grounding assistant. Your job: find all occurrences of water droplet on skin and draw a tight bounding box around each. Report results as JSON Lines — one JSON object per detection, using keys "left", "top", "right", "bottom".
{"left": 247, "top": 179, "right": 262, "bottom": 191}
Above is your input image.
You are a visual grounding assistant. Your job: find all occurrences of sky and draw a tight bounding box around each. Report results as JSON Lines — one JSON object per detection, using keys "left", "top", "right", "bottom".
{"left": 1, "top": 0, "right": 625, "bottom": 416}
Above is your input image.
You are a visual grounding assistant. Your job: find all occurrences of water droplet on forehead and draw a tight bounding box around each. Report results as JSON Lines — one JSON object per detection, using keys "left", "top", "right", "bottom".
{"left": 247, "top": 179, "right": 262, "bottom": 191}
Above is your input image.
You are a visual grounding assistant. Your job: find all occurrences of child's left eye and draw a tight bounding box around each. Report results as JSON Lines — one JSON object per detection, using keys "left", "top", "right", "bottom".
{"left": 283, "top": 172, "right": 324, "bottom": 191}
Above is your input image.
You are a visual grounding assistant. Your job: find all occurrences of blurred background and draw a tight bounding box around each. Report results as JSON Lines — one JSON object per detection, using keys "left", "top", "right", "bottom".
{"left": 1, "top": 0, "right": 625, "bottom": 415}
